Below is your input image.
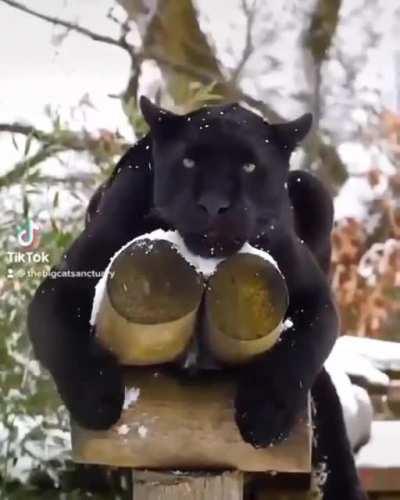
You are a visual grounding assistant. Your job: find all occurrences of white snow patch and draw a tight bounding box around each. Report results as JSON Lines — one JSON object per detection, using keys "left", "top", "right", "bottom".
{"left": 283, "top": 317, "right": 293, "bottom": 330}
{"left": 323, "top": 335, "right": 400, "bottom": 448}
{"left": 335, "top": 335, "right": 400, "bottom": 373}
{"left": 239, "top": 241, "right": 280, "bottom": 270}
{"left": 123, "top": 387, "right": 140, "bottom": 410}
{"left": 325, "top": 337, "right": 390, "bottom": 387}
{"left": 90, "top": 229, "right": 281, "bottom": 326}
{"left": 334, "top": 141, "right": 396, "bottom": 221}
{"left": 325, "top": 359, "right": 373, "bottom": 449}
{"left": 338, "top": 142, "right": 395, "bottom": 176}
{"left": 117, "top": 424, "right": 130, "bottom": 436}
{"left": 334, "top": 177, "right": 371, "bottom": 220}
{"left": 138, "top": 425, "right": 148, "bottom": 438}
{"left": 357, "top": 421, "right": 400, "bottom": 468}
{"left": 0, "top": 414, "right": 70, "bottom": 484}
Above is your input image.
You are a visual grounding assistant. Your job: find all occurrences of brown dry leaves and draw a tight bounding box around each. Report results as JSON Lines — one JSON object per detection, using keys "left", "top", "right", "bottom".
{"left": 332, "top": 111, "right": 400, "bottom": 339}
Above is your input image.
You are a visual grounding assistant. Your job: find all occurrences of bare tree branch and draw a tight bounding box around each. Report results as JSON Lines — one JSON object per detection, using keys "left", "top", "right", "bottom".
{"left": 231, "top": 0, "right": 257, "bottom": 84}
{"left": 0, "top": 145, "right": 64, "bottom": 188}
{"left": 0, "top": 123, "right": 91, "bottom": 151}
{"left": 0, "top": 123, "right": 130, "bottom": 152}
{"left": 36, "top": 173, "right": 95, "bottom": 186}
{"left": 0, "top": 0, "right": 133, "bottom": 52}
{"left": 142, "top": 52, "right": 283, "bottom": 122}
{"left": 234, "top": 89, "right": 283, "bottom": 122}
{"left": 302, "top": 0, "right": 346, "bottom": 190}
{"left": 305, "top": 0, "right": 342, "bottom": 124}
{"left": 306, "top": 0, "right": 342, "bottom": 66}
{"left": 0, "top": 0, "right": 346, "bottom": 193}
{"left": 122, "top": 65, "right": 142, "bottom": 104}
{"left": 0, "top": 123, "right": 51, "bottom": 143}
{"left": 0, "top": 0, "right": 146, "bottom": 126}
{"left": 109, "top": 41, "right": 344, "bottom": 196}
{"left": 143, "top": 51, "right": 218, "bottom": 84}
{"left": 0, "top": 122, "right": 131, "bottom": 188}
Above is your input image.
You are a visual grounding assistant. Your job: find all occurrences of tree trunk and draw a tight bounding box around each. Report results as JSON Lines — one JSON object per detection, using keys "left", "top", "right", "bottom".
{"left": 303, "top": 0, "right": 346, "bottom": 192}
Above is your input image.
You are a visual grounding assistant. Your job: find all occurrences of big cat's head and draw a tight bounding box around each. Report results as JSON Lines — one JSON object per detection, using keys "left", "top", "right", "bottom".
{"left": 140, "top": 96, "right": 312, "bottom": 258}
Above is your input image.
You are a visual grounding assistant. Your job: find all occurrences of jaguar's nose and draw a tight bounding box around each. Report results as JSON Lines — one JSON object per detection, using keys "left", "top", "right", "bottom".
{"left": 197, "top": 193, "right": 231, "bottom": 216}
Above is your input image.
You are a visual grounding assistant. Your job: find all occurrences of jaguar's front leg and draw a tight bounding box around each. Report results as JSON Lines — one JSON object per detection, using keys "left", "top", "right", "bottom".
{"left": 235, "top": 239, "right": 338, "bottom": 447}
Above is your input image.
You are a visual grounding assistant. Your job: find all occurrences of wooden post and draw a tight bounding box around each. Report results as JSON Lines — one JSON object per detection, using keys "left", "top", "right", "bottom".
{"left": 132, "top": 471, "right": 244, "bottom": 500}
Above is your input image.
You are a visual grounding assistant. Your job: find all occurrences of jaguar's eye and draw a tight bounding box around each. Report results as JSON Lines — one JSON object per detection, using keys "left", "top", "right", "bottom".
{"left": 182, "top": 157, "right": 196, "bottom": 169}
{"left": 243, "top": 162, "right": 256, "bottom": 173}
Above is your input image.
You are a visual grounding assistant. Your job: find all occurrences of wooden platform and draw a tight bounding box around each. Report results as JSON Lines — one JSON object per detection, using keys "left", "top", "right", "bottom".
{"left": 71, "top": 368, "right": 312, "bottom": 474}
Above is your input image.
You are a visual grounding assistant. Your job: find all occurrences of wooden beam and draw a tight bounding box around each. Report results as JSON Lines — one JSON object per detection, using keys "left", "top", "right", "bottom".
{"left": 71, "top": 368, "right": 312, "bottom": 473}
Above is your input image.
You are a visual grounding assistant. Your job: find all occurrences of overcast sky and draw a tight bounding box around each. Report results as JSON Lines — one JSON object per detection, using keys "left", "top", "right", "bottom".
{"left": 0, "top": 0, "right": 132, "bottom": 131}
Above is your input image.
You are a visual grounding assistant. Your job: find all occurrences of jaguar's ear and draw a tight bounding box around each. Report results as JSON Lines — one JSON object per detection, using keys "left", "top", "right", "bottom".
{"left": 140, "top": 96, "right": 182, "bottom": 135}
{"left": 271, "top": 113, "right": 313, "bottom": 154}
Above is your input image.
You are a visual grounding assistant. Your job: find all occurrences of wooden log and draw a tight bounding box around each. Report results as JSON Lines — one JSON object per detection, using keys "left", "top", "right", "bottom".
{"left": 205, "top": 253, "right": 288, "bottom": 364}
{"left": 132, "top": 470, "right": 244, "bottom": 500}
{"left": 95, "top": 239, "right": 204, "bottom": 365}
{"left": 71, "top": 368, "right": 312, "bottom": 473}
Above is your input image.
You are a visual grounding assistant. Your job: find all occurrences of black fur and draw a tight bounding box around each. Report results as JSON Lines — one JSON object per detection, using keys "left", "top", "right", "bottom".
{"left": 28, "top": 98, "right": 364, "bottom": 498}
{"left": 312, "top": 369, "right": 368, "bottom": 500}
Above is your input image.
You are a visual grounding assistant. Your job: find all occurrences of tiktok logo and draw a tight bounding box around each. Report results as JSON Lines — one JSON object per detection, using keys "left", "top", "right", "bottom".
{"left": 17, "top": 219, "right": 41, "bottom": 249}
